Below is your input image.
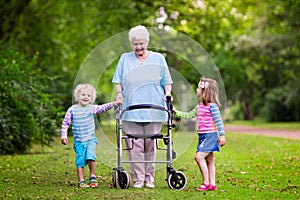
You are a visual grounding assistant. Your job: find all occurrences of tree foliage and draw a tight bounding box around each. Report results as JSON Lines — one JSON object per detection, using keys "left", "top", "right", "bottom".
{"left": 225, "top": 0, "right": 300, "bottom": 120}
{"left": 0, "top": 0, "right": 299, "bottom": 153}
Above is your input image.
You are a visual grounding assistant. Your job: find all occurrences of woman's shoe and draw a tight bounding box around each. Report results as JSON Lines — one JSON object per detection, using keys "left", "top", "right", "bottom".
{"left": 133, "top": 181, "right": 143, "bottom": 188}
{"left": 145, "top": 182, "right": 155, "bottom": 188}
{"left": 197, "top": 182, "right": 210, "bottom": 191}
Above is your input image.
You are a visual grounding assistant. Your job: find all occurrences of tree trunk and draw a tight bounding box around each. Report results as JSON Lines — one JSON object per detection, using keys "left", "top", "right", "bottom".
{"left": 242, "top": 101, "right": 253, "bottom": 120}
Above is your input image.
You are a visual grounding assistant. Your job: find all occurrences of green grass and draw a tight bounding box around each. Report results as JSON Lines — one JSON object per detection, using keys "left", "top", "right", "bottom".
{"left": 226, "top": 120, "right": 300, "bottom": 130}
{"left": 0, "top": 124, "right": 299, "bottom": 199}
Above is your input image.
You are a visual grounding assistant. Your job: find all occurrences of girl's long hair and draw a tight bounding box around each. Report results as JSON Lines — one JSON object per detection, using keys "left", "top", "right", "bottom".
{"left": 199, "top": 77, "right": 221, "bottom": 107}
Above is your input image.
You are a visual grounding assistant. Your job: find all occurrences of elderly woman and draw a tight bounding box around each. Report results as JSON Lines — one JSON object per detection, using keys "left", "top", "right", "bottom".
{"left": 112, "top": 25, "right": 173, "bottom": 188}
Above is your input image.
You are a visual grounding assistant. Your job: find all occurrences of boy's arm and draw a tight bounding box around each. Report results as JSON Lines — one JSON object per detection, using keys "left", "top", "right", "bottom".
{"left": 174, "top": 106, "right": 197, "bottom": 119}
{"left": 93, "top": 102, "right": 114, "bottom": 114}
{"left": 61, "top": 109, "right": 71, "bottom": 145}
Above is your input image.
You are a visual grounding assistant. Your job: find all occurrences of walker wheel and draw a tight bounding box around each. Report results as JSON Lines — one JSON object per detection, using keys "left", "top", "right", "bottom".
{"left": 167, "top": 171, "right": 187, "bottom": 190}
{"left": 116, "top": 170, "right": 130, "bottom": 189}
{"left": 112, "top": 170, "right": 118, "bottom": 188}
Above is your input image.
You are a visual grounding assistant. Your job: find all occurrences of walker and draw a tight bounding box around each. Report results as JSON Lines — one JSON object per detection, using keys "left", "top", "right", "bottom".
{"left": 112, "top": 96, "right": 187, "bottom": 190}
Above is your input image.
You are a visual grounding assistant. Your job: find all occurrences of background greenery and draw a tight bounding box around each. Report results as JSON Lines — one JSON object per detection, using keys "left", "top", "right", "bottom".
{"left": 0, "top": 0, "right": 299, "bottom": 153}
{"left": 0, "top": 47, "right": 60, "bottom": 154}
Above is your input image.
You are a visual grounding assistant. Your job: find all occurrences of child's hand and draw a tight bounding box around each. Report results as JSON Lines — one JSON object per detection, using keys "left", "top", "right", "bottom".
{"left": 218, "top": 135, "right": 226, "bottom": 147}
{"left": 113, "top": 100, "right": 121, "bottom": 107}
{"left": 172, "top": 106, "right": 177, "bottom": 114}
{"left": 61, "top": 138, "right": 68, "bottom": 145}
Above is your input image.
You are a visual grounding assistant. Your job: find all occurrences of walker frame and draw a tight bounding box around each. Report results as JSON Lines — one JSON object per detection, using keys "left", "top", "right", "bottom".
{"left": 112, "top": 96, "right": 187, "bottom": 190}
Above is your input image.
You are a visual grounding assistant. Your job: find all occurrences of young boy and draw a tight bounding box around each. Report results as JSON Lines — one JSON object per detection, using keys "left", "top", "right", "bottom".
{"left": 61, "top": 83, "right": 119, "bottom": 188}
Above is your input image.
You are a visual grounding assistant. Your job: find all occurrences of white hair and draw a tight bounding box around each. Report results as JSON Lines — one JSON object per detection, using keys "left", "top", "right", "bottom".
{"left": 128, "top": 25, "right": 150, "bottom": 43}
{"left": 74, "top": 83, "right": 97, "bottom": 103}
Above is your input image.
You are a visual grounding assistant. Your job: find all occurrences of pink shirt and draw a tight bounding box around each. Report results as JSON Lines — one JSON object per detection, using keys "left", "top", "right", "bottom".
{"left": 197, "top": 103, "right": 217, "bottom": 134}
{"left": 175, "top": 102, "right": 224, "bottom": 135}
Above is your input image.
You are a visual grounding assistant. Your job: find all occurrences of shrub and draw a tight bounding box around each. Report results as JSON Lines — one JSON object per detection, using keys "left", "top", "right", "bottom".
{"left": 0, "top": 46, "right": 60, "bottom": 154}
{"left": 262, "top": 86, "right": 300, "bottom": 122}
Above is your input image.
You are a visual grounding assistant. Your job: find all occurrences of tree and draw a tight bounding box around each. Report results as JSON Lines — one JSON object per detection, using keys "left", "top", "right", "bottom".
{"left": 227, "top": 0, "right": 300, "bottom": 121}
{"left": 1, "top": 0, "right": 300, "bottom": 155}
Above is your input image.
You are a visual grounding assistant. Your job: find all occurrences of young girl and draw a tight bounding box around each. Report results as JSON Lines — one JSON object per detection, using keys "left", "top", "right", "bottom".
{"left": 173, "top": 77, "right": 226, "bottom": 191}
{"left": 61, "top": 83, "right": 119, "bottom": 188}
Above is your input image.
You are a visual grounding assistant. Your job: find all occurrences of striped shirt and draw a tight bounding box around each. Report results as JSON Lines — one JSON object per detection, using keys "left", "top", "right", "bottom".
{"left": 175, "top": 103, "right": 225, "bottom": 135}
{"left": 61, "top": 103, "right": 113, "bottom": 142}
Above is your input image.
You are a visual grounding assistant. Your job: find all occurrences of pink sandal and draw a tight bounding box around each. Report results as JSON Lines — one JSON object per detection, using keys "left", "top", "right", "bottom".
{"left": 209, "top": 184, "right": 217, "bottom": 191}
{"left": 197, "top": 182, "right": 210, "bottom": 191}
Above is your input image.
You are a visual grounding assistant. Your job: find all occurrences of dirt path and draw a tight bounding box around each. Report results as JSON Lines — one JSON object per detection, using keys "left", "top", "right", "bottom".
{"left": 225, "top": 125, "right": 300, "bottom": 140}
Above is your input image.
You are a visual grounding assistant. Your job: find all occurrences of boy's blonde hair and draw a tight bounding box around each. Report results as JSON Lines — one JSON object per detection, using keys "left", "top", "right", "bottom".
{"left": 73, "top": 83, "right": 97, "bottom": 103}
{"left": 199, "top": 77, "right": 221, "bottom": 107}
{"left": 128, "top": 25, "right": 150, "bottom": 44}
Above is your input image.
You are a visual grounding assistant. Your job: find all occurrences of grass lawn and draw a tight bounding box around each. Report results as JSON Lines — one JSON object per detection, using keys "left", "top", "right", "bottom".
{"left": 226, "top": 120, "right": 300, "bottom": 130}
{"left": 0, "top": 123, "right": 299, "bottom": 199}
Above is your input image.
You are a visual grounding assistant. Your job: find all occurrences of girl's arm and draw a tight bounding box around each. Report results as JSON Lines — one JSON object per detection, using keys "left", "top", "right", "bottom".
{"left": 174, "top": 106, "right": 197, "bottom": 119}
{"left": 210, "top": 104, "right": 225, "bottom": 135}
{"left": 210, "top": 104, "right": 226, "bottom": 146}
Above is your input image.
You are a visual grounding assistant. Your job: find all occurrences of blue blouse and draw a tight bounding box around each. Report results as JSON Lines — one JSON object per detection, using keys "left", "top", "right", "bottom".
{"left": 112, "top": 51, "right": 173, "bottom": 122}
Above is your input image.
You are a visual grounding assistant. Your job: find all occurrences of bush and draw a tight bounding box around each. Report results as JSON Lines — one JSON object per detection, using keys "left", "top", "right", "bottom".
{"left": 262, "top": 86, "right": 300, "bottom": 122}
{"left": 0, "top": 46, "right": 60, "bottom": 154}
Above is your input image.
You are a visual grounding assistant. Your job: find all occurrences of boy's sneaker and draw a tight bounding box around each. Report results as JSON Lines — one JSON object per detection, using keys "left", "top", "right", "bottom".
{"left": 89, "top": 176, "right": 98, "bottom": 188}
{"left": 78, "top": 180, "right": 90, "bottom": 188}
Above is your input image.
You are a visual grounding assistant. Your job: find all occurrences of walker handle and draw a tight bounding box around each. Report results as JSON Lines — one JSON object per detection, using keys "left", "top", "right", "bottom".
{"left": 166, "top": 95, "right": 173, "bottom": 112}
{"left": 126, "top": 104, "right": 166, "bottom": 111}
{"left": 166, "top": 95, "right": 171, "bottom": 102}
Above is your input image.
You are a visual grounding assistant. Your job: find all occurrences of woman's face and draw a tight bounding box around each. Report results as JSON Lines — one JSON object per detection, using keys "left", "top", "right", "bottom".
{"left": 131, "top": 39, "right": 147, "bottom": 57}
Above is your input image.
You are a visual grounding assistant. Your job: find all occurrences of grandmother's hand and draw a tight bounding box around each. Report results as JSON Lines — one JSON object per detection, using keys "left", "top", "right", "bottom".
{"left": 164, "top": 94, "right": 173, "bottom": 102}
{"left": 115, "top": 92, "right": 123, "bottom": 104}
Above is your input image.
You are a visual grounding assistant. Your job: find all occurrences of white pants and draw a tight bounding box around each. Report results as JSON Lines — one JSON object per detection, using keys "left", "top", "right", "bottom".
{"left": 122, "top": 121, "right": 163, "bottom": 183}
